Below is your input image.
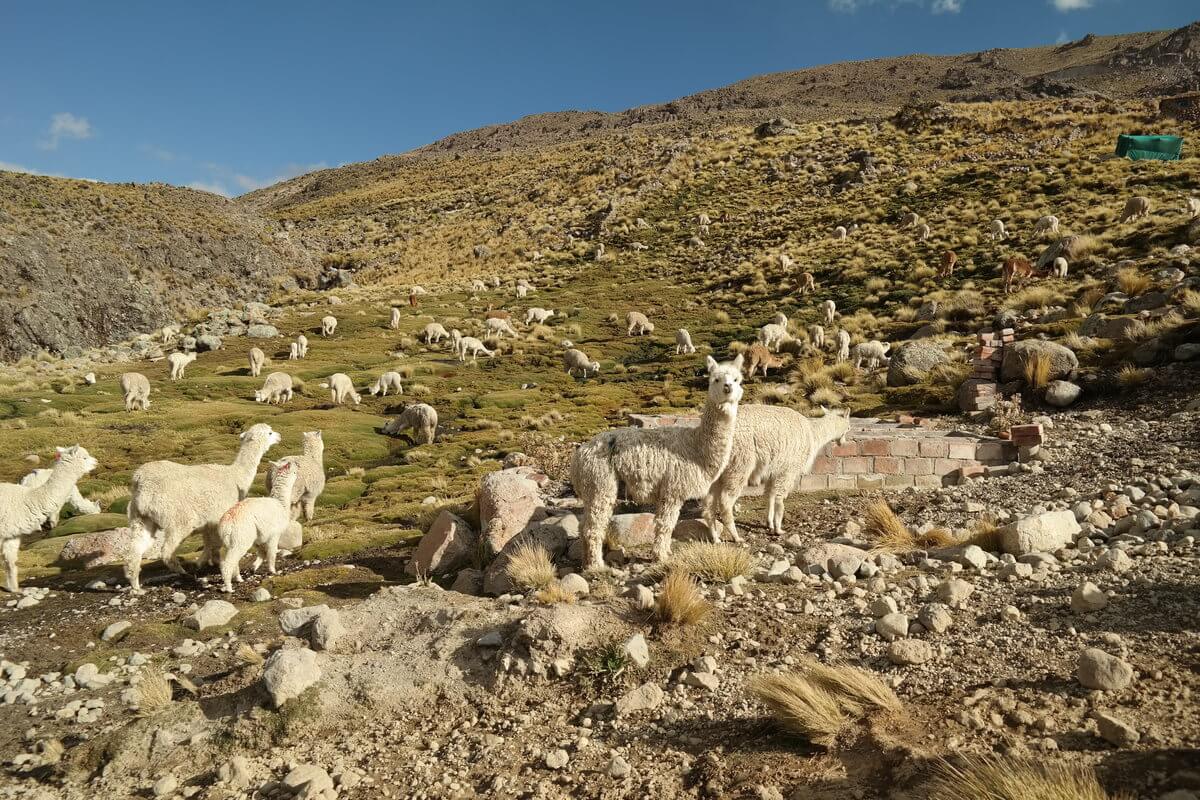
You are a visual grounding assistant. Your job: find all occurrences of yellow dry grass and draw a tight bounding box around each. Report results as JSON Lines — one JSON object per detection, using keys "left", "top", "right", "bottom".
{"left": 133, "top": 668, "right": 173, "bottom": 717}
{"left": 1117, "top": 364, "right": 1151, "bottom": 388}
{"left": 654, "top": 571, "right": 711, "bottom": 626}
{"left": 798, "top": 659, "right": 902, "bottom": 715}
{"left": 864, "top": 500, "right": 955, "bottom": 552}
{"left": 926, "top": 756, "right": 1130, "bottom": 800}
{"left": 505, "top": 540, "right": 556, "bottom": 590}
{"left": 1116, "top": 267, "right": 1150, "bottom": 296}
{"left": 664, "top": 541, "right": 754, "bottom": 582}
{"left": 747, "top": 672, "right": 847, "bottom": 746}
{"left": 534, "top": 581, "right": 578, "bottom": 605}
{"left": 1022, "top": 351, "right": 1052, "bottom": 391}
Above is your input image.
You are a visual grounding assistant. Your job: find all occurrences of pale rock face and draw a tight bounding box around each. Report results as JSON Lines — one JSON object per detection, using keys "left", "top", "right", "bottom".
{"left": 999, "top": 510, "right": 1081, "bottom": 555}
{"left": 262, "top": 647, "right": 321, "bottom": 708}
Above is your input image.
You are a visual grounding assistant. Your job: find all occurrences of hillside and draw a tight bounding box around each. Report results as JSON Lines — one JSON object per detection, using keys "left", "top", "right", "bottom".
{"left": 0, "top": 173, "right": 318, "bottom": 361}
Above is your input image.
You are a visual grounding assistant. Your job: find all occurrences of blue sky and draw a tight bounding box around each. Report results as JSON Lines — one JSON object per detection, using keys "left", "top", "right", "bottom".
{"left": 1, "top": 0, "right": 1194, "bottom": 196}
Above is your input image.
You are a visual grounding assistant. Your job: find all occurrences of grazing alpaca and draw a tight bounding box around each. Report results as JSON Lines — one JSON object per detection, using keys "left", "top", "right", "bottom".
{"left": 168, "top": 352, "right": 197, "bottom": 380}
{"left": 823, "top": 300, "right": 836, "bottom": 326}
{"left": 218, "top": 461, "right": 297, "bottom": 593}
{"left": 321, "top": 316, "right": 337, "bottom": 336}
{"left": 799, "top": 272, "right": 816, "bottom": 294}
{"left": 126, "top": 424, "right": 280, "bottom": 592}
{"left": 675, "top": 328, "right": 697, "bottom": 354}
{"left": 266, "top": 431, "right": 326, "bottom": 522}
{"left": 1002, "top": 256, "right": 1036, "bottom": 294}
{"left": 704, "top": 407, "right": 850, "bottom": 540}
{"left": 1118, "top": 196, "right": 1150, "bottom": 223}
{"left": 390, "top": 307, "right": 402, "bottom": 329}
{"left": 808, "top": 324, "right": 825, "bottom": 349}
{"left": 746, "top": 343, "right": 784, "bottom": 378}
{"left": 248, "top": 347, "right": 266, "bottom": 378}
{"left": 1, "top": 446, "right": 99, "bottom": 592}
{"left": 572, "top": 355, "right": 744, "bottom": 568}
{"left": 940, "top": 251, "right": 957, "bottom": 279}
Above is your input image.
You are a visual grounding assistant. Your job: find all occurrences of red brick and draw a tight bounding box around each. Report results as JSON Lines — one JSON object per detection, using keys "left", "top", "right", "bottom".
{"left": 906, "top": 456, "right": 933, "bottom": 475}
{"left": 829, "top": 442, "right": 859, "bottom": 457}
{"left": 875, "top": 456, "right": 902, "bottom": 474}
{"left": 948, "top": 441, "right": 976, "bottom": 460}
{"left": 890, "top": 438, "right": 919, "bottom": 457}
{"left": 861, "top": 439, "right": 890, "bottom": 456}
{"left": 811, "top": 455, "right": 838, "bottom": 474}
{"left": 842, "top": 456, "right": 871, "bottom": 474}
{"left": 1011, "top": 424, "right": 1043, "bottom": 438}
{"left": 919, "top": 440, "right": 949, "bottom": 458}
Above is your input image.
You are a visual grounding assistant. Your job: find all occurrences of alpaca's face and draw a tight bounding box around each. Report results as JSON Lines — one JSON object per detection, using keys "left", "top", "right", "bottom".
{"left": 705, "top": 355, "right": 744, "bottom": 407}
{"left": 242, "top": 423, "right": 281, "bottom": 449}
{"left": 56, "top": 445, "right": 99, "bottom": 475}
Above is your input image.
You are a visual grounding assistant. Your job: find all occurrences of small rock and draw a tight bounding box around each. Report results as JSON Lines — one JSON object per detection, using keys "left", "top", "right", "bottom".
{"left": 152, "top": 775, "right": 177, "bottom": 798}
{"left": 262, "top": 648, "right": 321, "bottom": 708}
{"left": 1071, "top": 582, "right": 1108, "bottom": 613}
{"left": 184, "top": 600, "right": 237, "bottom": 631}
{"left": 252, "top": 588, "right": 271, "bottom": 602}
{"left": 1078, "top": 648, "right": 1134, "bottom": 692}
{"left": 888, "top": 639, "right": 933, "bottom": 665}
{"left": 875, "top": 613, "right": 910, "bottom": 641}
{"left": 937, "top": 578, "right": 974, "bottom": 608}
{"left": 608, "top": 754, "right": 631, "bottom": 778}
{"left": 1097, "top": 548, "right": 1132, "bottom": 574}
{"left": 1095, "top": 712, "right": 1140, "bottom": 747}
{"left": 623, "top": 634, "right": 650, "bottom": 669}
{"left": 558, "top": 573, "right": 590, "bottom": 596}
{"left": 100, "top": 621, "right": 131, "bottom": 642}
{"left": 545, "top": 749, "right": 570, "bottom": 770}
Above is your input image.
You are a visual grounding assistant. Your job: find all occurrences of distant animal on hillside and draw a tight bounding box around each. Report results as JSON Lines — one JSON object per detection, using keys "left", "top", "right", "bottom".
{"left": 940, "top": 251, "right": 957, "bottom": 279}
{"left": 808, "top": 324, "right": 825, "bottom": 349}
{"left": 916, "top": 222, "right": 931, "bottom": 241}
{"left": 369, "top": 371, "right": 404, "bottom": 397}
{"left": 746, "top": 342, "right": 784, "bottom": 378}
{"left": 390, "top": 307, "right": 402, "bottom": 329}
{"left": 1034, "top": 214, "right": 1060, "bottom": 236}
{"left": 329, "top": 373, "right": 361, "bottom": 405}
{"left": 457, "top": 336, "right": 494, "bottom": 363}
{"left": 471, "top": 279, "right": 487, "bottom": 292}
{"left": 525, "top": 307, "right": 555, "bottom": 326}
{"left": 563, "top": 348, "right": 600, "bottom": 378}
{"left": 484, "top": 309, "right": 512, "bottom": 322}
{"left": 321, "top": 315, "right": 337, "bottom": 336}
{"left": 485, "top": 317, "right": 519, "bottom": 338}
{"left": 853, "top": 341, "right": 891, "bottom": 370}
{"left": 295, "top": 334, "right": 308, "bottom": 358}
{"left": 988, "top": 219, "right": 1007, "bottom": 241}
{"left": 1118, "top": 195, "right": 1151, "bottom": 223}
{"left": 823, "top": 299, "right": 836, "bottom": 326}
{"left": 1002, "top": 256, "right": 1037, "bottom": 294}
{"left": 160, "top": 324, "right": 180, "bottom": 344}
{"left": 248, "top": 347, "right": 266, "bottom": 378}
{"left": 626, "top": 311, "right": 655, "bottom": 336}
{"left": 120, "top": 372, "right": 151, "bottom": 411}
{"left": 255, "top": 372, "right": 294, "bottom": 405}
{"left": 1052, "top": 256, "right": 1069, "bottom": 279}
{"left": 421, "top": 323, "right": 450, "bottom": 344}
{"left": 757, "top": 323, "right": 790, "bottom": 352}
{"left": 833, "top": 225, "right": 848, "bottom": 241}
{"left": 778, "top": 253, "right": 795, "bottom": 270}
{"left": 168, "top": 351, "right": 196, "bottom": 380}
{"left": 835, "top": 330, "right": 851, "bottom": 362}
{"left": 799, "top": 272, "right": 816, "bottom": 294}
{"left": 1185, "top": 197, "right": 1200, "bottom": 220}
{"left": 382, "top": 403, "right": 438, "bottom": 444}
{"left": 899, "top": 211, "right": 920, "bottom": 229}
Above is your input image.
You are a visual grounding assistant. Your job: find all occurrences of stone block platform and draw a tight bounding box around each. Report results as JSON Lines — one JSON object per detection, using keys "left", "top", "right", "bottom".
{"left": 629, "top": 414, "right": 1018, "bottom": 491}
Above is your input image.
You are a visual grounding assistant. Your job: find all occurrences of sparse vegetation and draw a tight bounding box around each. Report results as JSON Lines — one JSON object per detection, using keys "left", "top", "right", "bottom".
{"left": 505, "top": 541, "right": 556, "bottom": 590}
{"left": 664, "top": 541, "right": 754, "bottom": 582}
{"left": 654, "top": 571, "right": 711, "bottom": 626}
{"left": 926, "top": 756, "right": 1129, "bottom": 800}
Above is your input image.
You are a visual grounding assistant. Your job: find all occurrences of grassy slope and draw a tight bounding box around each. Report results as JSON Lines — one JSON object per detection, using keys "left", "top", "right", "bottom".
{"left": 2, "top": 99, "right": 1198, "bottom": 582}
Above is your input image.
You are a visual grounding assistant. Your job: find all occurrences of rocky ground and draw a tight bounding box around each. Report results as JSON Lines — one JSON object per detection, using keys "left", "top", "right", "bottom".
{"left": 2, "top": 367, "right": 1198, "bottom": 800}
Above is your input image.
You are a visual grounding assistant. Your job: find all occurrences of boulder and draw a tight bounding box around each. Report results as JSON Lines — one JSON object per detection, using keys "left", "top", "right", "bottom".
{"left": 999, "top": 510, "right": 1081, "bottom": 555}
{"left": 937, "top": 578, "right": 974, "bottom": 608}
{"left": 1044, "top": 380, "right": 1081, "bottom": 408}
{"left": 407, "top": 511, "right": 477, "bottom": 577}
{"left": 310, "top": 607, "right": 345, "bottom": 651}
{"left": 195, "top": 334, "right": 223, "bottom": 352}
{"left": 607, "top": 513, "right": 655, "bottom": 548}
{"left": 755, "top": 117, "right": 801, "bottom": 138}
{"left": 798, "top": 542, "right": 869, "bottom": 575}
{"left": 1080, "top": 314, "right": 1140, "bottom": 340}
{"left": 262, "top": 647, "right": 321, "bottom": 708}
{"left": 184, "top": 600, "right": 238, "bottom": 631}
{"left": 888, "top": 639, "right": 933, "bottom": 665}
{"left": 279, "top": 605, "right": 328, "bottom": 636}
{"left": 1176, "top": 343, "right": 1200, "bottom": 361}
{"left": 887, "top": 341, "right": 950, "bottom": 387}
{"left": 450, "top": 568, "right": 484, "bottom": 596}
{"left": 1000, "top": 340, "right": 1077, "bottom": 383}
{"left": 478, "top": 469, "right": 542, "bottom": 556}
{"left": 1095, "top": 712, "right": 1140, "bottom": 747}
{"left": 1123, "top": 291, "right": 1169, "bottom": 313}
{"left": 615, "top": 682, "right": 664, "bottom": 716}
{"left": 282, "top": 764, "right": 334, "bottom": 797}
{"left": 875, "top": 613, "right": 910, "bottom": 641}
{"left": 1077, "top": 648, "right": 1133, "bottom": 692}
{"left": 100, "top": 621, "right": 131, "bottom": 642}
{"left": 246, "top": 324, "right": 279, "bottom": 339}
{"left": 1071, "top": 581, "right": 1108, "bottom": 612}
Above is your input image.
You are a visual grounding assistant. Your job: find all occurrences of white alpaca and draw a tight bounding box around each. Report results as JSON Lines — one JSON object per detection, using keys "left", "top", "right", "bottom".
{"left": 471, "top": 279, "right": 487, "bottom": 292}
{"left": 168, "top": 352, "right": 197, "bottom": 380}
{"left": 2, "top": 446, "right": 98, "bottom": 591}
{"left": 836, "top": 330, "right": 851, "bottom": 362}
{"left": 296, "top": 334, "right": 308, "bottom": 358}
{"left": 1118, "top": 196, "right": 1151, "bottom": 223}
{"left": 563, "top": 348, "right": 600, "bottom": 378}
{"left": 125, "top": 424, "right": 280, "bottom": 591}
{"left": 457, "top": 337, "right": 494, "bottom": 363}
{"left": 265, "top": 431, "right": 326, "bottom": 522}
{"left": 773, "top": 312, "right": 788, "bottom": 328}
{"left": 218, "top": 460, "right": 297, "bottom": 593}
{"left": 823, "top": 300, "right": 836, "bottom": 326}
{"left": 248, "top": 347, "right": 266, "bottom": 378}
{"left": 833, "top": 225, "right": 847, "bottom": 241}
{"left": 18, "top": 468, "right": 101, "bottom": 528}
{"left": 321, "top": 316, "right": 338, "bottom": 337}
{"left": 329, "top": 373, "right": 361, "bottom": 405}
{"left": 899, "top": 212, "right": 920, "bottom": 229}
{"left": 370, "top": 371, "right": 404, "bottom": 396}
{"left": 757, "top": 323, "right": 790, "bottom": 352}
{"left": 704, "top": 407, "right": 850, "bottom": 540}
{"left": 626, "top": 312, "right": 655, "bottom": 336}
{"left": 675, "top": 329, "right": 697, "bottom": 354}
{"left": 916, "top": 222, "right": 931, "bottom": 241}
{"left": 516, "top": 284, "right": 530, "bottom": 298}
{"left": 989, "top": 219, "right": 1006, "bottom": 241}
{"left": 852, "top": 341, "right": 891, "bottom": 369}
{"left": 525, "top": 308, "right": 555, "bottom": 326}
{"left": 1185, "top": 198, "right": 1200, "bottom": 220}
{"left": 382, "top": 404, "right": 438, "bottom": 444}
{"left": 1052, "top": 256, "right": 1069, "bottom": 279}
{"left": 120, "top": 372, "right": 151, "bottom": 411}
{"left": 1034, "top": 215, "right": 1060, "bottom": 236}
{"left": 160, "top": 324, "right": 180, "bottom": 344}
{"left": 390, "top": 307, "right": 402, "bottom": 329}
{"left": 485, "top": 317, "right": 519, "bottom": 339}
{"left": 572, "top": 355, "right": 744, "bottom": 568}
{"left": 289, "top": 342, "right": 300, "bottom": 360}
{"left": 421, "top": 323, "right": 450, "bottom": 344}
{"left": 449, "top": 329, "right": 463, "bottom": 353}
{"left": 808, "top": 325, "right": 825, "bottom": 349}
{"left": 255, "top": 372, "right": 294, "bottom": 404}
{"left": 409, "top": 285, "right": 428, "bottom": 297}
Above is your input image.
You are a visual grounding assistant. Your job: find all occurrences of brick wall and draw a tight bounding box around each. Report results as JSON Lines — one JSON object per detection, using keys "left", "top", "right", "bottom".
{"left": 628, "top": 414, "right": 1019, "bottom": 491}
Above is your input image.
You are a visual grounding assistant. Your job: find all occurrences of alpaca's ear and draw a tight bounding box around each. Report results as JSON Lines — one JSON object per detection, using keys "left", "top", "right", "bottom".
{"left": 732, "top": 353, "right": 744, "bottom": 371}
{"left": 819, "top": 405, "right": 829, "bottom": 415}
{"left": 705, "top": 355, "right": 718, "bottom": 374}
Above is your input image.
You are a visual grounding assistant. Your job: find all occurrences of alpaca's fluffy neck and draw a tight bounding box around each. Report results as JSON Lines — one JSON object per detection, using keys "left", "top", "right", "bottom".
{"left": 270, "top": 475, "right": 296, "bottom": 503}
{"left": 302, "top": 439, "right": 324, "bottom": 463}
{"left": 803, "top": 415, "right": 849, "bottom": 473}
{"left": 231, "top": 442, "right": 269, "bottom": 492}
{"left": 691, "top": 396, "right": 740, "bottom": 478}
{"left": 27, "top": 463, "right": 80, "bottom": 518}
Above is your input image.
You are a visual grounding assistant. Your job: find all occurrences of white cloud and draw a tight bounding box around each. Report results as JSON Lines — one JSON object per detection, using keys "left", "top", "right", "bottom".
{"left": 38, "top": 112, "right": 94, "bottom": 150}
{"left": 141, "top": 144, "right": 176, "bottom": 162}
{"left": 1055, "top": 29, "right": 1071, "bottom": 43}
{"left": 1051, "top": 0, "right": 1093, "bottom": 10}
{"left": 186, "top": 180, "right": 231, "bottom": 197}
{"left": 829, "top": 0, "right": 955, "bottom": 12}
{"left": 932, "top": 0, "right": 962, "bottom": 12}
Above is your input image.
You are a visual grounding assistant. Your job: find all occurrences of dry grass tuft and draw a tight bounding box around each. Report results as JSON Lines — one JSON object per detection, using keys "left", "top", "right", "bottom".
{"left": 1023, "top": 351, "right": 1052, "bottom": 391}
{"left": 1117, "top": 364, "right": 1152, "bottom": 388}
{"left": 236, "top": 644, "right": 265, "bottom": 668}
{"left": 747, "top": 672, "right": 848, "bottom": 746}
{"left": 964, "top": 514, "right": 1002, "bottom": 551}
{"left": 534, "top": 581, "right": 578, "bottom": 605}
{"left": 926, "top": 755, "right": 1129, "bottom": 800}
{"left": 505, "top": 540, "right": 556, "bottom": 590}
{"left": 799, "top": 659, "right": 902, "bottom": 715}
{"left": 1116, "top": 267, "right": 1150, "bottom": 296}
{"left": 134, "top": 668, "right": 173, "bottom": 717}
{"left": 864, "top": 500, "right": 954, "bottom": 551}
{"left": 1181, "top": 289, "right": 1200, "bottom": 319}
{"left": 654, "top": 571, "right": 711, "bottom": 626}
{"left": 665, "top": 541, "right": 754, "bottom": 581}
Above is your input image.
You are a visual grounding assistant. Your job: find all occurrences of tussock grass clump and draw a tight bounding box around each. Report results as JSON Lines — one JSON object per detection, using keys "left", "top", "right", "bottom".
{"left": 1181, "top": 289, "right": 1200, "bottom": 319}
{"left": 134, "top": 668, "right": 173, "bottom": 717}
{"left": 1116, "top": 267, "right": 1150, "bottom": 296}
{"left": 926, "top": 756, "right": 1129, "bottom": 800}
{"left": 1117, "top": 364, "right": 1152, "bottom": 388}
{"left": 1022, "top": 351, "right": 1052, "bottom": 391}
{"left": 799, "top": 659, "right": 902, "bottom": 715}
{"left": 864, "top": 500, "right": 954, "bottom": 552}
{"left": 747, "top": 672, "right": 846, "bottom": 746}
{"left": 505, "top": 541, "right": 556, "bottom": 590}
{"left": 534, "top": 581, "right": 577, "bottom": 605}
{"left": 665, "top": 541, "right": 754, "bottom": 581}
{"left": 964, "top": 514, "right": 1002, "bottom": 551}
{"left": 654, "top": 571, "right": 711, "bottom": 626}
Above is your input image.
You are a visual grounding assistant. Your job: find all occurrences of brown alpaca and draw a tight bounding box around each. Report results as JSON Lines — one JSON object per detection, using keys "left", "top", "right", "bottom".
{"left": 940, "top": 251, "right": 957, "bottom": 279}
{"left": 1002, "top": 256, "right": 1037, "bottom": 294}
{"left": 484, "top": 309, "right": 512, "bottom": 321}
{"left": 746, "top": 343, "right": 785, "bottom": 378}
{"left": 799, "top": 272, "right": 816, "bottom": 294}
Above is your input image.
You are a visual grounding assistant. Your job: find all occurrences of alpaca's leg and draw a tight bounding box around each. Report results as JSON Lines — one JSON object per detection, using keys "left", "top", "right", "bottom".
{"left": 652, "top": 500, "right": 683, "bottom": 562}
{"left": 717, "top": 484, "right": 742, "bottom": 543}
{"left": 701, "top": 491, "right": 721, "bottom": 544}
{"left": 159, "top": 528, "right": 191, "bottom": 576}
{"left": 124, "top": 522, "right": 156, "bottom": 593}
{"left": 579, "top": 474, "right": 618, "bottom": 572}
{"left": 302, "top": 494, "right": 316, "bottom": 522}
{"left": 2, "top": 538, "right": 20, "bottom": 593}
{"left": 264, "top": 536, "right": 279, "bottom": 575}
{"left": 219, "top": 545, "right": 244, "bottom": 593}
{"left": 771, "top": 474, "right": 796, "bottom": 535}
